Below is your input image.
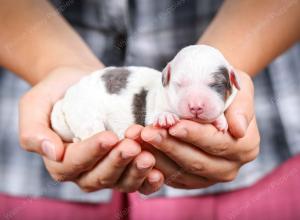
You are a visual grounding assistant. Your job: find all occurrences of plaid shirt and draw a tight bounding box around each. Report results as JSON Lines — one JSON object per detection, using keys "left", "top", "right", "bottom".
{"left": 0, "top": 0, "right": 299, "bottom": 203}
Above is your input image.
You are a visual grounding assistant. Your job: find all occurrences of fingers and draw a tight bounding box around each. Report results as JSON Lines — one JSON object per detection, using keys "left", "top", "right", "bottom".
{"left": 225, "top": 71, "right": 254, "bottom": 138}
{"left": 125, "top": 124, "right": 144, "bottom": 143}
{"left": 168, "top": 120, "right": 253, "bottom": 161}
{"left": 149, "top": 147, "right": 215, "bottom": 188}
{"left": 44, "top": 133, "right": 165, "bottom": 194}
{"left": 66, "top": 132, "right": 118, "bottom": 168}
{"left": 139, "top": 169, "right": 165, "bottom": 195}
{"left": 43, "top": 131, "right": 119, "bottom": 181}
{"left": 169, "top": 120, "right": 233, "bottom": 155}
{"left": 116, "top": 151, "right": 155, "bottom": 192}
{"left": 19, "top": 90, "right": 65, "bottom": 161}
{"left": 141, "top": 127, "right": 238, "bottom": 182}
{"left": 75, "top": 139, "right": 141, "bottom": 192}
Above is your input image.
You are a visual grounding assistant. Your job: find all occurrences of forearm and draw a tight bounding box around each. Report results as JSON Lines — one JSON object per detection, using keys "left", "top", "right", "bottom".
{"left": 198, "top": 0, "right": 300, "bottom": 76}
{"left": 0, "top": 0, "right": 103, "bottom": 85}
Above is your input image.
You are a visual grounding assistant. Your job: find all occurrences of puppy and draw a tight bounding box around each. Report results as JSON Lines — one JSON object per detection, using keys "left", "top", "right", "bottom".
{"left": 51, "top": 45, "right": 240, "bottom": 141}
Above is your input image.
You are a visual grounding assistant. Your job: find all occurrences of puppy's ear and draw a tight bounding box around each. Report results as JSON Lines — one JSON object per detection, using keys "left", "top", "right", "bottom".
{"left": 162, "top": 63, "right": 171, "bottom": 87}
{"left": 229, "top": 69, "right": 241, "bottom": 90}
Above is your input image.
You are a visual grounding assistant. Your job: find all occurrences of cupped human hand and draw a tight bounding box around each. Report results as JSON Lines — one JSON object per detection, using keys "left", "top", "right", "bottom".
{"left": 126, "top": 71, "right": 260, "bottom": 189}
{"left": 19, "top": 66, "right": 164, "bottom": 194}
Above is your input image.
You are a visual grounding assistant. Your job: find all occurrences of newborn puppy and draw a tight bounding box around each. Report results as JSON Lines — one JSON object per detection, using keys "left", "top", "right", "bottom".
{"left": 51, "top": 45, "right": 240, "bottom": 142}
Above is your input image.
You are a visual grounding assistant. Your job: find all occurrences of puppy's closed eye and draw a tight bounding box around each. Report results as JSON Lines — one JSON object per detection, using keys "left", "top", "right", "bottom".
{"left": 208, "top": 82, "right": 228, "bottom": 98}
{"left": 174, "top": 81, "right": 187, "bottom": 88}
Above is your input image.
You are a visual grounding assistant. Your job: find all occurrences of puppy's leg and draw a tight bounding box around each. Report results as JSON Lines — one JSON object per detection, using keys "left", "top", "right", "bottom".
{"left": 153, "top": 112, "right": 180, "bottom": 128}
{"left": 74, "top": 120, "right": 106, "bottom": 142}
{"left": 213, "top": 113, "right": 228, "bottom": 132}
{"left": 51, "top": 100, "right": 74, "bottom": 142}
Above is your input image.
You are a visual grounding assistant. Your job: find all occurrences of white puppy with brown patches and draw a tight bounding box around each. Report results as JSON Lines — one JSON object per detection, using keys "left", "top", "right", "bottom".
{"left": 51, "top": 45, "right": 240, "bottom": 142}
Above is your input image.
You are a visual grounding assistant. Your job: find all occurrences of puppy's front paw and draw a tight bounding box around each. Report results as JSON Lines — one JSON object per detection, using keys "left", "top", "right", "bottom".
{"left": 213, "top": 114, "right": 228, "bottom": 133}
{"left": 153, "top": 112, "right": 180, "bottom": 128}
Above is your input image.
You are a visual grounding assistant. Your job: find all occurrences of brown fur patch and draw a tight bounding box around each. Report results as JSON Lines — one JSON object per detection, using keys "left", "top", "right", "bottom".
{"left": 132, "top": 89, "right": 148, "bottom": 126}
{"left": 101, "top": 68, "right": 131, "bottom": 94}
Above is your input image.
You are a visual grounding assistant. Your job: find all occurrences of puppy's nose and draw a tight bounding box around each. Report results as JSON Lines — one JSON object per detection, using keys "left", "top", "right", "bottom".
{"left": 189, "top": 104, "right": 204, "bottom": 115}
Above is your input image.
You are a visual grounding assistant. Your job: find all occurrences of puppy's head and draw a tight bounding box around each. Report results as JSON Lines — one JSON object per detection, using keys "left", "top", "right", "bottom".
{"left": 162, "top": 45, "right": 240, "bottom": 122}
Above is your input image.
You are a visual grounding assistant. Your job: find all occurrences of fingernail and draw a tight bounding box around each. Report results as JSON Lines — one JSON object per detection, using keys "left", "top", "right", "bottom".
{"left": 237, "top": 114, "right": 248, "bottom": 136}
{"left": 143, "top": 132, "right": 162, "bottom": 143}
{"left": 41, "top": 140, "right": 57, "bottom": 161}
{"left": 152, "top": 134, "right": 162, "bottom": 143}
{"left": 136, "top": 160, "right": 152, "bottom": 170}
{"left": 148, "top": 173, "right": 161, "bottom": 183}
{"left": 121, "top": 150, "right": 139, "bottom": 160}
{"left": 121, "top": 152, "right": 133, "bottom": 160}
{"left": 169, "top": 127, "right": 187, "bottom": 138}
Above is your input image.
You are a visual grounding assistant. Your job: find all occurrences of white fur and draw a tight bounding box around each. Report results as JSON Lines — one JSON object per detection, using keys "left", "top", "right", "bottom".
{"left": 51, "top": 67, "right": 167, "bottom": 141}
{"left": 51, "top": 45, "right": 238, "bottom": 141}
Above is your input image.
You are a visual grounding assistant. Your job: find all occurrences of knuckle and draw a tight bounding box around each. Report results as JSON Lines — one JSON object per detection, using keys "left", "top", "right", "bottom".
{"left": 78, "top": 178, "right": 110, "bottom": 192}
{"left": 187, "top": 161, "right": 206, "bottom": 174}
{"left": 97, "top": 178, "right": 114, "bottom": 188}
{"left": 48, "top": 168, "right": 75, "bottom": 182}
{"left": 236, "top": 141, "right": 260, "bottom": 163}
{"left": 210, "top": 142, "right": 230, "bottom": 156}
{"left": 70, "top": 159, "right": 88, "bottom": 171}
{"left": 19, "top": 132, "right": 36, "bottom": 151}
{"left": 76, "top": 180, "right": 100, "bottom": 192}
{"left": 220, "top": 171, "right": 238, "bottom": 182}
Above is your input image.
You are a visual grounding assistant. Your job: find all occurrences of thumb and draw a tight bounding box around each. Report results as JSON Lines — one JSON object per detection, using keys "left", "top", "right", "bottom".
{"left": 19, "top": 92, "right": 65, "bottom": 161}
{"left": 225, "top": 71, "right": 254, "bottom": 138}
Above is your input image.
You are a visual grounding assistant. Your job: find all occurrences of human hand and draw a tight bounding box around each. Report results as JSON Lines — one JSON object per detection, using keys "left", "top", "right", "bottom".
{"left": 42, "top": 132, "right": 164, "bottom": 194}
{"left": 127, "top": 71, "right": 260, "bottom": 188}
{"left": 19, "top": 66, "right": 164, "bottom": 194}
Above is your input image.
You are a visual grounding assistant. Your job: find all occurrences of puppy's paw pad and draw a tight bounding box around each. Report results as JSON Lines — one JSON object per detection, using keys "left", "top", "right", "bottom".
{"left": 153, "top": 112, "right": 180, "bottom": 128}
